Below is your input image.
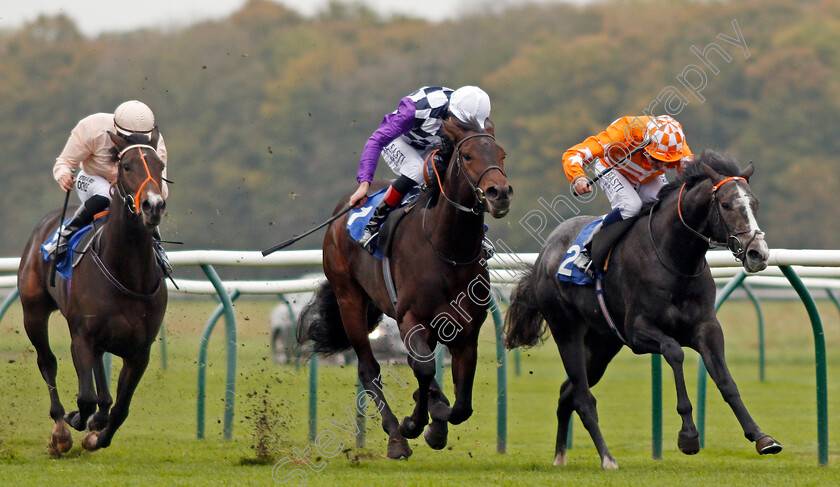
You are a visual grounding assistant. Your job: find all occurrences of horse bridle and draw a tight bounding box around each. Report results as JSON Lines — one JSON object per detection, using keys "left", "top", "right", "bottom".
{"left": 421, "top": 132, "right": 505, "bottom": 265}
{"left": 438, "top": 133, "right": 506, "bottom": 214}
{"left": 113, "top": 144, "right": 161, "bottom": 215}
{"left": 676, "top": 176, "right": 764, "bottom": 262}
{"left": 649, "top": 176, "right": 763, "bottom": 277}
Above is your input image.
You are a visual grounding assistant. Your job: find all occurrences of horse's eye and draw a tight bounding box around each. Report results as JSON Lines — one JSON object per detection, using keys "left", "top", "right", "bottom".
{"left": 123, "top": 163, "right": 131, "bottom": 171}
{"left": 721, "top": 202, "right": 732, "bottom": 210}
{"left": 462, "top": 153, "right": 472, "bottom": 162}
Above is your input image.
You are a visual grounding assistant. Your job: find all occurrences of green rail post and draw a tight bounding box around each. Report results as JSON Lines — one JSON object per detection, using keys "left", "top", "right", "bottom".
{"left": 652, "top": 354, "right": 662, "bottom": 459}
{"left": 159, "top": 323, "right": 168, "bottom": 371}
{"left": 0, "top": 288, "right": 20, "bottom": 326}
{"left": 490, "top": 293, "right": 507, "bottom": 454}
{"left": 740, "top": 283, "right": 765, "bottom": 381}
{"left": 697, "top": 268, "right": 747, "bottom": 448}
{"left": 309, "top": 354, "right": 318, "bottom": 443}
{"left": 277, "top": 294, "right": 299, "bottom": 369}
{"left": 197, "top": 289, "right": 240, "bottom": 439}
{"left": 779, "top": 266, "right": 829, "bottom": 466}
{"left": 355, "top": 378, "right": 366, "bottom": 448}
{"left": 826, "top": 289, "right": 840, "bottom": 319}
{"left": 435, "top": 345, "right": 445, "bottom": 386}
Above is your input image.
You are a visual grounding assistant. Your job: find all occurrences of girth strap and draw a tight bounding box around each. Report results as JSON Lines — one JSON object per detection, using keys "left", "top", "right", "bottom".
{"left": 595, "top": 277, "right": 627, "bottom": 345}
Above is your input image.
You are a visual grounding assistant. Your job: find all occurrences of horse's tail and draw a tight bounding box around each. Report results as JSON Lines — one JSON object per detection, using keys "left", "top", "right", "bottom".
{"left": 504, "top": 264, "right": 547, "bottom": 349}
{"left": 296, "top": 280, "right": 384, "bottom": 355}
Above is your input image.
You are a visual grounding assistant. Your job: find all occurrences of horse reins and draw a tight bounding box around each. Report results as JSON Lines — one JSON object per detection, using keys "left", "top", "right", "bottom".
{"left": 421, "top": 132, "right": 504, "bottom": 265}
{"left": 89, "top": 143, "right": 165, "bottom": 298}
{"left": 650, "top": 176, "right": 761, "bottom": 277}
{"left": 430, "top": 133, "right": 506, "bottom": 215}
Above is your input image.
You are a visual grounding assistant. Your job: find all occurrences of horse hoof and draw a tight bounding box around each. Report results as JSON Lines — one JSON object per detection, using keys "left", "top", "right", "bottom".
{"left": 678, "top": 432, "right": 700, "bottom": 455}
{"left": 553, "top": 452, "right": 566, "bottom": 466}
{"left": 386, "top": 437, "right": 413, "bottom": 460}
{"left": 447, "top": 405, "right": 473, "bottom": 425}
{"left": 399, "top": 417, "right": 424, "bottom": 440}
{"left": 601, "top": 455, "right": 619, "bottom": 470}
{"left": 48, "top": 422, "right": 73, "bottom": 456}
{"left": 64, "top": 411, "right": 85, "bottom": 432}
{"left": 82, "top": 431, "right": 100, "bottom": 451}
{"left": 423, "top": 422, "right": 448, "bottom": 450}
{"left": 756, "top": 435, "right": 782, "bottom": 455}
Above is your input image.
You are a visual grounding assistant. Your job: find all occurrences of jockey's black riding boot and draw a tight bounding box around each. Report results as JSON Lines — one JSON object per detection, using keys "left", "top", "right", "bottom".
{"left": 573, "top": 207, "right": 624, "bottom": 278}
{"left": 49, "top": 195, "right": 109, "bottom": 260}
{"left": 358, "top": 201, "right": 395, "bottom": 254}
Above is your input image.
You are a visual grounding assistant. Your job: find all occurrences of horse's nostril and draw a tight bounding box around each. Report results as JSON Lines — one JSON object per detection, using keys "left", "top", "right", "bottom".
{"left": 507, "top": 185, "right": 513, "bottom": 197}
{"left": 142, "top": 200, "right": 152, "bottom": 212}
{"left": 485, "top": 186, "right": 500, "bottom": 200}
{"left": 747, "top": 249, "right": 764, "bottom": 261}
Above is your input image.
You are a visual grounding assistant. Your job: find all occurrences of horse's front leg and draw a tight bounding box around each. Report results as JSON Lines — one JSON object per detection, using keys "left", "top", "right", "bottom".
{"left": 83, "top": 349, "right": 151, "bottom": 450}
{"left": 398, "top": 315, "right": 436, "bottom": 440}
{"left": 89, "top": 351, "right": 113, "bottom": 432}
{"left": 694, "top": 320, "right": 782, "bottom": 455}
{"left": 630, "top": 320, "right": 700, "bottom": 454}
{"left": 65, "top": 335, "right": 97, "bottom": 432}
{"left": 446, "top": 327, "right": 480, "bottom": 425}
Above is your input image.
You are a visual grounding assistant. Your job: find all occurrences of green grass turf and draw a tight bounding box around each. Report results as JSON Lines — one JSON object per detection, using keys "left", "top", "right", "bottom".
{"left": 0, "top": 297, "right": 838, "bottom": 486}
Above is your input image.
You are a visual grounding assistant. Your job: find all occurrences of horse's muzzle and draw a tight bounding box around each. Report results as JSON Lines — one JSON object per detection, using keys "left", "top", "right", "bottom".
{"left": 742, "top": 235, "right": 769, "bottom": 273}
{"left": 141, "top": 194, "right": 166, "bottom": 228}
{"left": 484, "top": 184, "right": 513, "bottom": 218}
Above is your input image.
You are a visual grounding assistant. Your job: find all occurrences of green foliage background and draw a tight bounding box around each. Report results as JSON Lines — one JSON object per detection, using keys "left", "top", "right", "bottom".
{"left": 2, "top": 0, "right": 839, "bottom": 257}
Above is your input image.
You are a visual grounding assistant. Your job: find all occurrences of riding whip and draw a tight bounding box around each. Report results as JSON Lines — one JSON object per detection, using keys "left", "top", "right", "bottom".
{"left": 50, "top": 189, "right": 71, "bottom": 287}
{"left": 262, "top": 204, "right": 352, "bottom": 256}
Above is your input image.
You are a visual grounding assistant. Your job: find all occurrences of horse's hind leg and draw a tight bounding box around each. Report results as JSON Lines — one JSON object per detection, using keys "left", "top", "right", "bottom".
{"left": 88, "top": 352, "right": 113, "bottom": 432}
{"left": 554, "top": 331, "right": 622, "bottom": 466}
{"left": 337, "top": 288, "right": 411, "bottom": 460}
{"left": 21, "top": 302, "right": 72, "bottom": 454}
{"left": 83, "top": 349, "right": 150, "bottom": 450}
{"left": 695, "top": 321, "right": 781, "bottom": 455}
{"left": 551, "top": 327, "right": 618, "bottom": 469}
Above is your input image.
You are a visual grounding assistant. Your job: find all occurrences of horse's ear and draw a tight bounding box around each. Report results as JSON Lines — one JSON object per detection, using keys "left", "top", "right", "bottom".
{"left": 108, "top": 131, "right": 128, "bottom": 152}
{"left": 740, "top": 161, "right": 755, "bottom": 182}
{"left": 150, "top": 126, "right": 160, "bottom": 148}
{"left": 702, "top": 162, "right": 724, "bottom": 184}
{"left": 483, "top": 119, "right": 495, "bottom": 136}
{"left": 441, "top": 117, "right": 467, "bottom": 143}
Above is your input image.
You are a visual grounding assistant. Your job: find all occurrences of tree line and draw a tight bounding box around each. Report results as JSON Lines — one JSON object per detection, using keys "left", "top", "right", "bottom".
{"left": 1, "top": 0, "right": 838, "bottom": 263}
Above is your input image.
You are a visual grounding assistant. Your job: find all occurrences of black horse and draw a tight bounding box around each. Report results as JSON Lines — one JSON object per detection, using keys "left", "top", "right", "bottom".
{"left": 505, "top": 151, "right": 780, "bottom": 469}
{"left": 298, "top": 117, "right": 511, "bottom": 459}
{"left": 17, "top": 130, "right": 167, "bottom": 454}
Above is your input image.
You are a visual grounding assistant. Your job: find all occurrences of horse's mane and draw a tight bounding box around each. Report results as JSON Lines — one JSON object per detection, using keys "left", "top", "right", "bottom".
{"left": 642, "top": 149, "right": 742, "bottom": 212}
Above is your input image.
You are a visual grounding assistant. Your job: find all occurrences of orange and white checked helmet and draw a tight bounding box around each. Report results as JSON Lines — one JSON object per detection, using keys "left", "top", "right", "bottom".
{"left": 644, "top": 115, "right": 688, "bottom": 162}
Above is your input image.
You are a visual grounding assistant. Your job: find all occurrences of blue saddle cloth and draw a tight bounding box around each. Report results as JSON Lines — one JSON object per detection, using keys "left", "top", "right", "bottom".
{"left": 555, "top": 218, "right": 603, "bottom": 286}
{"left": 347, "top": 187, "right": 423, "bottom": 260}
{"left": 40, "top": 218, "right": 98, "bottom": 281}
{"left": 347, "top": 189, "right": 388, "bottom": 260}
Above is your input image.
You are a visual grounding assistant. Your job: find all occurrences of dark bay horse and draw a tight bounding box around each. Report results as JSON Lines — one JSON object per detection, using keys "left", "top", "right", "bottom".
{"left": 505, "top": 151, "right": 780, "bottom": 469}
{"left": 17, "top": 130, "right": 167, "bottom": 455}
{"left": 298, "top": 117, "right": 512, "bottom": 459}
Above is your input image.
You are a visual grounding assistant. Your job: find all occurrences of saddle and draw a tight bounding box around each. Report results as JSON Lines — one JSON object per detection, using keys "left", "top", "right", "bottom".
{"left": 377, "top": 187, "right": 422, "bottom": 259}
{"left": 41, "top": 215, "right": 107, "bottom": 281}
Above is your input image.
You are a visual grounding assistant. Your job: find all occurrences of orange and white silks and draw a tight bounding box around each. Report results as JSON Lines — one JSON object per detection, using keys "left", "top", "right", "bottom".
{"left": 562, "top": 116, "right": 693, "bottom": 186}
